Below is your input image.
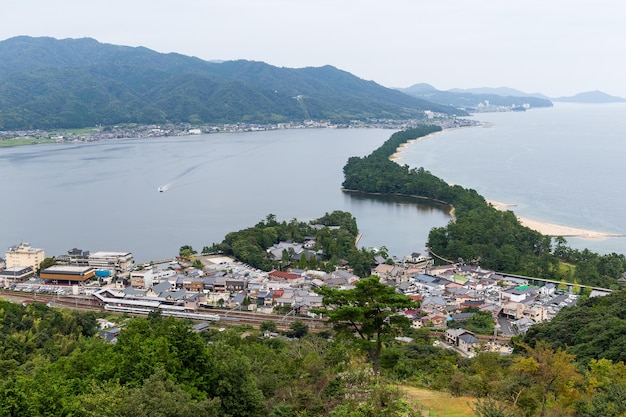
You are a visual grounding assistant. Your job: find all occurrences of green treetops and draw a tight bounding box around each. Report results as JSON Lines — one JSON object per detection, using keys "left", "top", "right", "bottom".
{"left": 178, "top": 245, "right": 197, "bottom": 261}
{"left": 314, "top": 276, "right": 416, "bottom": 375}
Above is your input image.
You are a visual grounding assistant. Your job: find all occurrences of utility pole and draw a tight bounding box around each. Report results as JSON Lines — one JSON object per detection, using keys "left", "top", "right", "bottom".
{"left": 494, "top": 323, "right": 501, "bottom": 341}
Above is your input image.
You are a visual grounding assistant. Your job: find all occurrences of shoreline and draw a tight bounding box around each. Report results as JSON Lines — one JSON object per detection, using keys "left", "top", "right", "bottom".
{"left": 389, "top": 131, "right": 441, "bottom": 162}
{"left": 342, "top": 188, "right": 455, "bottom": 217}
{"left": 487, "top": 200, "right": 622, "bottom": 240}
{"left": 390, "top": 128, "right": 622, "bottom": 241}
{"left": 390, "top": 123, "right": 489, "bottom": 163}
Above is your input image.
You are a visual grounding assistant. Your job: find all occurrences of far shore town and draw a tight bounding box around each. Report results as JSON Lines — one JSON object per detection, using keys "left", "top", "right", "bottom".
{"left": 1, "top": 241, "right": 606, "bottom": 357}
{"left": 0, "top": 115, "right": 479, "bottom": 144}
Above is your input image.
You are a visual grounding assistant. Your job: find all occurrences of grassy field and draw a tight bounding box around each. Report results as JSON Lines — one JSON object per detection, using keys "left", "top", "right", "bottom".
{"left": 558, "top": 261, "right": 576, "bottom": 277}
{"left": 399, "top": 386, "right": 476, "bottom": 417}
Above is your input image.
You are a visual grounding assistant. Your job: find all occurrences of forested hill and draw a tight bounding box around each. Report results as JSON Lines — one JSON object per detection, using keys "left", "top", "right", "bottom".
{"left": 0, "top": 36, "right": 463, "bottom": 130}
{"left": 523, "top": 288, "right": 626, "bottom": 365}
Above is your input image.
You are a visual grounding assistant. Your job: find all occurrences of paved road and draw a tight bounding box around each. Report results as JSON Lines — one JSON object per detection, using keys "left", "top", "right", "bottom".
{"left": 497, "top": 317, "right": 516, "bottom": 336}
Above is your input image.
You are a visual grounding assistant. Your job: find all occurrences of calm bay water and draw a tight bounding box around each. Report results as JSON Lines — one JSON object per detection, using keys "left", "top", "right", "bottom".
{"left": 397, "top": 102, "right": 626, "bottom": 255}
{"left": 4, "top": 103, "right": 623, "bottom": 264}
{"left": 0, "top": 128, "right": 450, "bottom": 263}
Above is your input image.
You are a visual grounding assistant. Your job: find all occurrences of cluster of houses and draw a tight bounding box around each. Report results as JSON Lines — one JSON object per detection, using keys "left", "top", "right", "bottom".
{"left": 266, "top": 239, "right": 321, "bottom": 263}
{"left": 92, "top": 254, "right": 360, "bottom": 316}
{"left": 385, "top": 263, "right": 581, "bottom": 333}
{"left": 94, "top": 248, "right": 581, "bottom": 333}
{"left": 88, "top": 245, "right": 585, "bottom": 344}
{"left": 3, "top": 241, "right": 596, "bottom": 356}
{"left": 372, "top": 261, "right": 591, "bottom": 356}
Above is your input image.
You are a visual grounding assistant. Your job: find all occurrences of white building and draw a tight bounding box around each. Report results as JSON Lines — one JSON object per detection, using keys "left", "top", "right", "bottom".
{"left": 5, "top": 243, "right": 45, "bottom": 272}
{"left": 130, "top": 267, "right": 176, "bottom": 289}
{"left": 88, "top": 251, "right": 134, "bottom": 275}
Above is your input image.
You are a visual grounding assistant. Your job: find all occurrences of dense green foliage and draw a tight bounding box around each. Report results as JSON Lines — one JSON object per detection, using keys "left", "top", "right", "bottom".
{"left": 522, "top": 289, "right": 626, "bottom": 365}
{"left": 471, "top": 397, "right": 518, "bottom": 417}
{"left": 428, "top": 214, "right": 625, "bottom": 289}
{"left": 0, "top": 299, "right": 426, "bottom": 416}
{"left": 0, "top": 300, "right": 97, "bottom": 369}
{"left": 7, "top": 298, "right": 626, "bottom": 416}
{"left": 448, "top": 311, "right": 495, "bottom": 335}
{"left": 38, "top": 257, "right": 57, "bottom": 272}
{"left": 343, "top": 127, "right": 485, "bottom": 212}
{"left": 314, "top": 276, "right": 416, "bottom": 374}
{"left": 0, "top": 36, "right": 463, "bottom": 130}
{"left": 553, "top": 239, "right": 626, "bottom": 287}
{"left": 178, "top": 244, "right": 197, "bottom": 260}
{"left": 342, "top": 127, "right": 626, "bottom": 288}
{"left": 207, "top": 211, "right": 381, "bottom": 277}
{"left": 382, "top": 335, "right": 626, "bottom": 417}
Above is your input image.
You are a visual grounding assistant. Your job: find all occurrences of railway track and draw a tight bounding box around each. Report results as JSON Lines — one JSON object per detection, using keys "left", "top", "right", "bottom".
{"left": 0, "top": 290, "right": 328, "bottom": 329}
{"left": 2, "top": 290, "right": 508, "bottom": 344}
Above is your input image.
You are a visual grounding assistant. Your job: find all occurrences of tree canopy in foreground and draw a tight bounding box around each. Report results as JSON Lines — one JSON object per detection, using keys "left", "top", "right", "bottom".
{"left": 314, "top": 276, "right": 416, "bottom": 375}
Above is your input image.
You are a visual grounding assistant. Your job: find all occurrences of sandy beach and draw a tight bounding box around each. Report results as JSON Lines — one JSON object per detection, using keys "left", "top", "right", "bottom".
{"left": 487, "top": 200, "right": 620, "bottom": 240}
{"left": 389, "top": 132, "right": 439, "bottom": 162}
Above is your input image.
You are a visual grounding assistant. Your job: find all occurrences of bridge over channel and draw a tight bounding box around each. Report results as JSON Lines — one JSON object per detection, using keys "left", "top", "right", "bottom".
{"left": 496, "top": 272, "right": 612, "bottom": 294}
{"left": 427, "top": 248, "right": 613, "bottom": 294}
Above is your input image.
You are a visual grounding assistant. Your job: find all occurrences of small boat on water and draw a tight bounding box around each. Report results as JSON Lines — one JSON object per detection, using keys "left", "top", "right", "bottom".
{"left": 158, "top": 186, "right": 167, "bottom": 192}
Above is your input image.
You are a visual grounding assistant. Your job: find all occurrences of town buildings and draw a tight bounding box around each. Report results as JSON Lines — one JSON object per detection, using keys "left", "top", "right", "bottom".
{"left": 85, "top": 251, "right": 134, "bottom": 275}
{"left": 55, "top": 248, "right": 135, "bottom": 275}
{"left": 0, "top": 266, "right": 35, "bottom": 285}
{"left": 40, "top": 265, "right": 97, "bottom": 285}
{"left": 1, "top": 240, "right": 584, "bottom": 356}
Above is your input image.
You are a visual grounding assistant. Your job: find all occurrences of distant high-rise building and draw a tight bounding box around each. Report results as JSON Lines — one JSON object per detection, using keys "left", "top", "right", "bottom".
{"left": 5, "top": 243, "right": 45, "bottom": 272}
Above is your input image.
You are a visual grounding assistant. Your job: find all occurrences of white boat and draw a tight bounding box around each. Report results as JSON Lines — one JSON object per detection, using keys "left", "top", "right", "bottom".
{"left": 158, "top": 186, "right": 167, "bottom": 192}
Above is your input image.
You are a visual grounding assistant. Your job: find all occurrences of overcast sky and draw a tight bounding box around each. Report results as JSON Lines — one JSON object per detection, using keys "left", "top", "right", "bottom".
{"left": 2, "top": 0, "right": 625, "bottom": 98}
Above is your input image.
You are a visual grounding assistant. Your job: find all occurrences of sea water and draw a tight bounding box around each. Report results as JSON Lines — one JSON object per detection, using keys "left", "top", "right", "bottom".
{"left": 396, "top": 102, "right": 626, "bottom": 255}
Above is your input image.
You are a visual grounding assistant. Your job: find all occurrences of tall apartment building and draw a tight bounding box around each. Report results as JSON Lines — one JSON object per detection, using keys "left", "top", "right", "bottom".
{"left": 5, "top": 243, "right": 45, "bottom": 272}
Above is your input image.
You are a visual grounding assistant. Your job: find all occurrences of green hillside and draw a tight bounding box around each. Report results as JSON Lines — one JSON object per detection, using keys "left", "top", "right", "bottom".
{"left": 0, "top": 36, "right": 464, "bottom": 130}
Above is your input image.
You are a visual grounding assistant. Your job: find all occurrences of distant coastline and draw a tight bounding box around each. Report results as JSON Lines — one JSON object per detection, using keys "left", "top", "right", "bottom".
{"left": 0, "top": 118, "right": 454, "bottom": 148}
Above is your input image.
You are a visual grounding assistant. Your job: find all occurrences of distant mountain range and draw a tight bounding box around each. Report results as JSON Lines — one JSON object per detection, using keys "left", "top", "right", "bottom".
{"left": 2, "top": 37, "right": 623, "bottom": 131}
{"left": 447, "top": 86, "right": 551, "bottom": 100}
{"left": 399, "top": 83, "right": 626, "bottom": 109}
{"left": 553, "top": 90, "right": 626, "bottom": 103}
{"left": 0, "top": 36, "right": 463, "bottom": 130}
{"left": 397, "top": 83, "right": 553, "bottom": 111}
